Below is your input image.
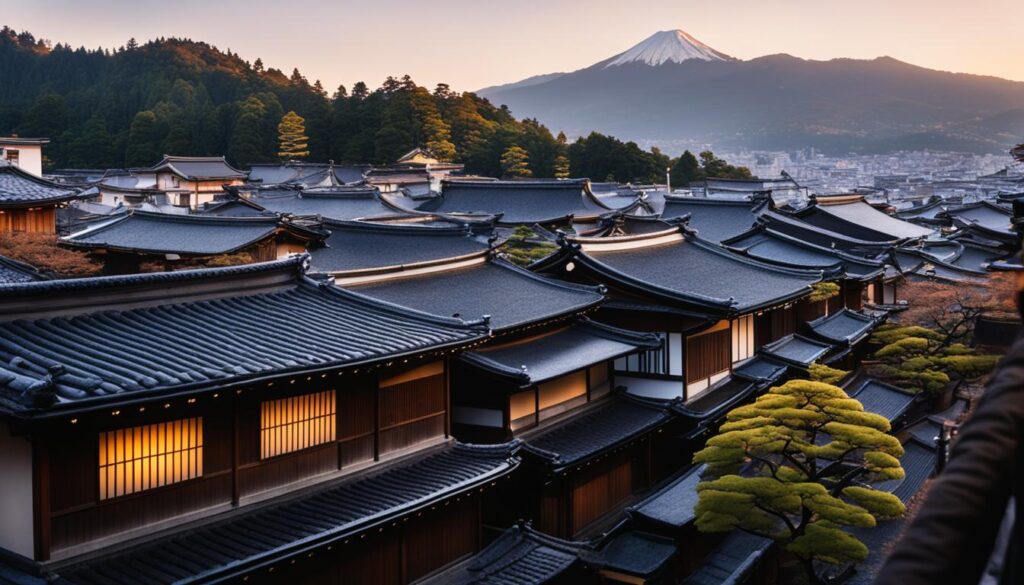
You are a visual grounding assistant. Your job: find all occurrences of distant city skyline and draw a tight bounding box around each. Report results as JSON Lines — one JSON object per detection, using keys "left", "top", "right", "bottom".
{"left": 5, "top": 0, "right": 1024, "bottom": 93}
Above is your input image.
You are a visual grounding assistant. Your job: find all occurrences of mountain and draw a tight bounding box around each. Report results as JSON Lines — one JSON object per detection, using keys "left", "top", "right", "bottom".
{"left": 479, "top": 30, "right": 1024, "bottom": 154}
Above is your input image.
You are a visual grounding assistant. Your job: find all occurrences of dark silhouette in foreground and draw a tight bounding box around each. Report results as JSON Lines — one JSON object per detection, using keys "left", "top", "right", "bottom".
{"left": 876, "top": 331, "right": 1024, "bottom": 585}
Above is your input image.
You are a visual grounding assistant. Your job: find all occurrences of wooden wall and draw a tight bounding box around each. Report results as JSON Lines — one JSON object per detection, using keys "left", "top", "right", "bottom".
{"left": 685, "top": 329, "right": 730, "bottom": 384}
{"left": 42, "top": 362, "right": 449, "bottom": 556}
{"left": 0, "top": 206, "right": 56, "bottom": 234}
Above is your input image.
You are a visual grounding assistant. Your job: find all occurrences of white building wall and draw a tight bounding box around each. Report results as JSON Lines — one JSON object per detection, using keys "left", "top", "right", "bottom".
{"left": 0, "top": 421, "right": 35, "bottom": 558}
{"left": 2, "top": 144, "right": 44, "bottom": 177}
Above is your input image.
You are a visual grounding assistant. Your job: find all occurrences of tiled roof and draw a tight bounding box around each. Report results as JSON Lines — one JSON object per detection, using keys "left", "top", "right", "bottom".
{"left": 147, "top": 156, "right": 247, "bottom": 181}
{"left": 805, "top": 197, "right": 933, "bottom": 241}
{"left": 0, "top": 161, "right": 78, "bottom": 207}
{"left": 521, "top": 393, "right": 673, "bottom": 471}
{"left": 0, "top": 257, "right": 485, "bottom": 415}
{"left": 59, "top": 442, "right": 519, "bottom": 585}
{"left": 250, "top": 187, "right": 405, "bottom": 220}
{"left": 309, "top": 219, "right": 490, "bottom": 274}
{"left": 0, "top": 255, "right": 43, "bottom": 284}
{"left": 628, "top": 464, "right": 705, "bottom": 531}
{"left": 760, "top": 334, "right": 833, "bottom": 368}
{"left": 460, "top": 321, "right": 659, "bottom": 386}
{"left": 731, "top": 355, "right": 789, "bottom": 384}
{"left": 681, "top": 532, "right": 773, "bottom": 585}
{"left": 571, "top": 228, "right": 820, "bottom": 314}
{"left": 724, "top": 226, "right": 886, "bottom": 281}
{"left": 63, "top": 211, "right": 287, "bottom": 255}
{"left": 420, "top": 179, "right": 615, "bottom": 225}
{"left": 674, "top": 378, "right": 761, "bottom": 421}
{"left": 848, "top": 378, "right": 916, "bottom": 424}
{"left": 197, "top": 198, "right": 275, "bottom": 218}
{"left": 945, "top": 201, "right": 1013, "bottom": 235}
{"left": 660, "top": 196, "right": 769, "bottom": 243}
{"left": 808, "top": 309, "right": 879, "bottom": 345}
{"left": 423, "top": 524, "right": 582, "bottom": 585}
{"left": 759, "top": 210, "right": 893, "bottom": 256}
{"left": 587, "top": 529, "right": 676, "bottom": 579}
{"left": 348, "top": 259, "right": 604, "bottom": 334}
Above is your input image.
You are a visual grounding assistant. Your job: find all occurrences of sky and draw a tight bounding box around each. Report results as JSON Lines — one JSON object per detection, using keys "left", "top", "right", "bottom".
{"left": 6, "top": 0, "right": 1024, "bottom": 92}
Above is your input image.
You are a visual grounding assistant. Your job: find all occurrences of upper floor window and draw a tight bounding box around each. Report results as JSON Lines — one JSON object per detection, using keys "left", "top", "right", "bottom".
{"left": 4, "top": 149, "right": 19, "bottom": 166}
{"left": 98, "top": 417, "right": 203, "bottom": 500}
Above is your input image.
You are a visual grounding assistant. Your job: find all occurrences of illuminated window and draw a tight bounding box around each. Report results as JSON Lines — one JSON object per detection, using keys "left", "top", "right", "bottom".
{"left": 98, "top": 417, "right": 203, "bottom": 500}
{"left": 260, "top": 390, "right": 336, "bottom": 459}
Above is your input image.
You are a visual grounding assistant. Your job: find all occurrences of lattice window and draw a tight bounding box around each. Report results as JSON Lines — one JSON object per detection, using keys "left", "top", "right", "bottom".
{"left": 98, "top": 417, "right": 203, "bottom": 500}
{"left": 260, "top": 390, "right": 336, "bottom": 459}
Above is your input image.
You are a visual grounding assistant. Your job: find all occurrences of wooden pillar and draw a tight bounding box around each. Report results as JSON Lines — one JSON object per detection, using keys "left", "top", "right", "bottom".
{"left": 444, "top": 359, "right": 451, "bottom": 438}
{"left": 373, "top": 375, "right": 381, "bottom": 462}
{"left": 232, "top": 392, "right": 240, "bottom": 506}
{"left": 32, "top": 436, "right": 50, "bottom": 561}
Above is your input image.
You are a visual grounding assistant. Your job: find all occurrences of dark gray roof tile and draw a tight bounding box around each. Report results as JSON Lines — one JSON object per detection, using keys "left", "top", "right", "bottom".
{"left": 0, "top": 161, "right": 77, "bottom": 206}
{"left": 761, "top": 334, "right": 833, "bottom": 368}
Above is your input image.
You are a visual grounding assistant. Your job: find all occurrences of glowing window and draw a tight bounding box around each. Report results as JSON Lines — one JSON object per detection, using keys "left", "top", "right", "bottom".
{"left": 98, "top": 417, "right": 203, "bottom": 500}
{"left": 260, "top": 390, "right": 336, "bottom": 459}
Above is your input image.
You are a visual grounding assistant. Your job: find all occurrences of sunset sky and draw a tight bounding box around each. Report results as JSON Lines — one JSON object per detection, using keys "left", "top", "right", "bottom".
{"left": 7, "top": 0, "right": 1023, "bottom": 92}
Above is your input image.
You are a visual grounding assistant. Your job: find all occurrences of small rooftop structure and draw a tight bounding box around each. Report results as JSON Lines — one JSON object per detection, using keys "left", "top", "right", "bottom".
{"left": 418, "top": 179, "right": 635, "bottom": 226}
{"left": 144, "top": 155, "right": 248, "bottom": 182}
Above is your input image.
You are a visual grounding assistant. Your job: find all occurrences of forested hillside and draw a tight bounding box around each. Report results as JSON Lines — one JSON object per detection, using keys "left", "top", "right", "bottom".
{"left": 0, "top": 26, "right": 749, "bottom": 183}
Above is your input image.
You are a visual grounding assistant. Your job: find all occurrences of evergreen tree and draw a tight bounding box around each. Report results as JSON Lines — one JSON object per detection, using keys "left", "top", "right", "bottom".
{"left": 500, "top": 145, "right": 531, "bottom": 178}
{"left": 553, "top": 154, "right": 570, "bottom": 178}
{"left": 693, "top": 379, "right": 906, "bottom": 584}
{"left": 252, "top": 57, "right": 264, "bottom": 73}
{"left": 277, "top": 110, "right": 309, "bottom": 160}
{"left": 66, "top": 113, "right": 114, "bottom": 168}
{"left": 228, "top": 96, "right": 267, "bottom": 166}
{"left": 124, "top": 110, "right": 164, "bottom": 167}
{"left": 670, "top": 150, "right": 701, "bottom": 186}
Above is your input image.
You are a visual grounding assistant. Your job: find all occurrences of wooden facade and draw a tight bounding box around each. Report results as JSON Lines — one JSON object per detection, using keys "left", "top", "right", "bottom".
{"left": 0, "top": 206, "right": 57, "bottom": 234}
{"left": 36, "top": 361, "right": 449, "bottom": 558}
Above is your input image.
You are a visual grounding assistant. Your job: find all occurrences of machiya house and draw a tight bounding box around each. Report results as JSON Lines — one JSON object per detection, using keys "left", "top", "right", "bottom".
{"left": 0, "top": 256, "right": 535, "bottom": 584}
{"left": 309, "top": 219, "right": 684, "bottom": 538}
{"left": 533, "top": 222, "right": 833, "bottom": 404}
{"left": 0, "top": 160, "right": 78, "bottom": 235}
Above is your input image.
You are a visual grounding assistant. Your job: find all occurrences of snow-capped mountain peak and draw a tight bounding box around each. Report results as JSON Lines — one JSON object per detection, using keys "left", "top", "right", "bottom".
{"left": 603, "top": 30, "right": 734, "bottom": 67}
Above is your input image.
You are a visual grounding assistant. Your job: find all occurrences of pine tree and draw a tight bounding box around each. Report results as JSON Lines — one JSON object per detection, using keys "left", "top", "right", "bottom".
{"left": 253, "top": 58, "right": 264, "bottom": 73}
{"left": 228, "top": 96, "right": 267, "bottom": 166}
{"left": 693, "top": 379, "right": 906, "bottom": 584}
{"left": 125, "top": 110, "right": 165, "bottom": 167}
{"left": 276, "top": 110, "right": 309, "bottom": 160}
{"left": 500, "top": 145, "right": 531, "bottom": 178}
{"left": 553, "top": 154, "right": 570, "bottom": 178}
{"left": 670, "top": 150, "right": 701, "bottom": 186}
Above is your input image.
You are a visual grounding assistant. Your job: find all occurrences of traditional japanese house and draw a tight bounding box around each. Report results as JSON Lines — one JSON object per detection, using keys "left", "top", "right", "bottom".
{"left": 789, "top": 194, "right": 934, "bottom": 245}
{"left": 532, "top": 223, "right": 823, "bottom": 407}
{"left": 133, "top": 156, "right": 248, "bottom": 209}
{"left": 943, "top": 200, "right": 1019, "bottom": 254}
{"left": 311, "top": 220, "right": 677, "bottom": 538}
{"left": 62, "top": 211, "right": 324, "bottom": 273}
{"left": 0, "top": 161, "right": 78, "bottom": 234}
{"left": 722, "top": 222, "right": 888, "bottom": 312}
{"left": 659, "top": 195, "right": 771, "bottom": 243}
{"left": 246, "top": 161, "right": 368, "bottom": 189}
{"left": 415, "top": 179, "right": 643, "bottom": 229}
{"left": 244, "top": 185, "right": 430, "bottom": 223}
{"left": 0, "top": 256, "right": 530, "bottom": 584}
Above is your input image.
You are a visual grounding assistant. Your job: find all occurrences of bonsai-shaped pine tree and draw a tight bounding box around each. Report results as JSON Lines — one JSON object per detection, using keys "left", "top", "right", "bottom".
{"left": 869, "top": 324, "right": 999, "bottom": 394}
{"left": 500, "top": 145, "right": 532, "bottom": 178}
{"left": 277, "top": 110, "right": 309, "bottom": 160}
{"left": 808, "top": 362, "right": 849, "bottom": 385}
{"left": 808, "top": 281, "right": 841, "bottom": 303}
{"left": 693, "top": 379, "right": 906, "bottom": 584}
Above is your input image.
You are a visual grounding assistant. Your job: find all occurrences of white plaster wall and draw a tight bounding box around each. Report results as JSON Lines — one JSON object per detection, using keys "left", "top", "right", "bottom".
{"left": 2, "top": 145, "right": 43, "bottom": 177}
{"left": 0, "top": 421, "right": 34, "bottom": 558}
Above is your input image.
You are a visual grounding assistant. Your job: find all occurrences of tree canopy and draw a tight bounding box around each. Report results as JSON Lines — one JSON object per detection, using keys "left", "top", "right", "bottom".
{"left": 0, "top": 26, "right": 752, "bottom": 183}
{"left": 693, "top": 379, "right": 906, "bottom": 583}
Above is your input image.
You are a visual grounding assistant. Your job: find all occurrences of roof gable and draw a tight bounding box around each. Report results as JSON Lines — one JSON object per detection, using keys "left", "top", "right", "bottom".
{"left": 0, "top": 161, "right": 77, "bottom": 207}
